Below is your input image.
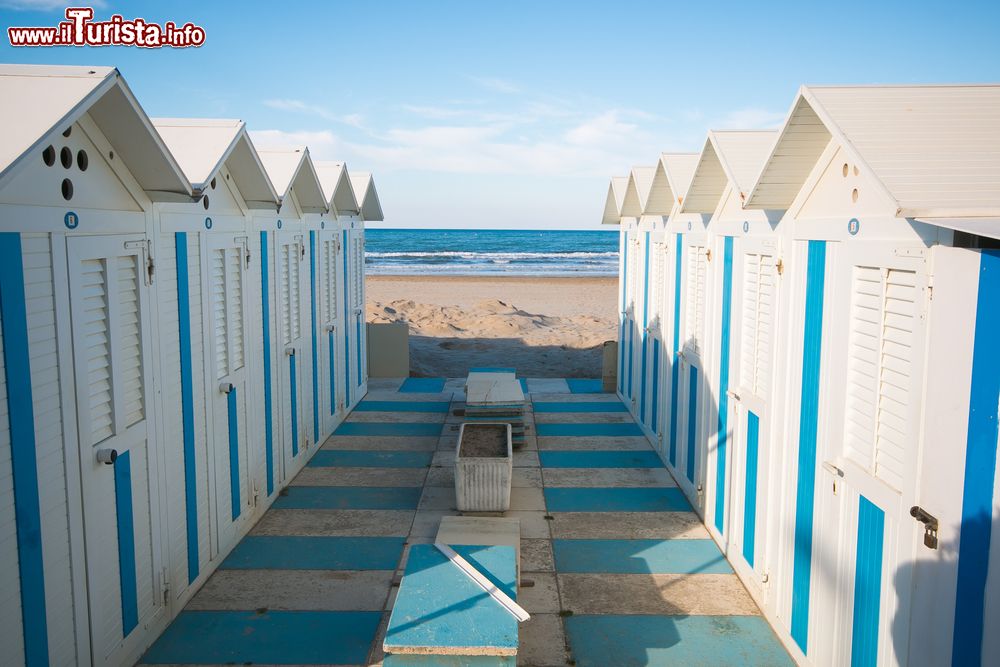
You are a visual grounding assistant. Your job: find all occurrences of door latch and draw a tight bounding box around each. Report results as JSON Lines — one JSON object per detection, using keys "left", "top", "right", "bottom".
{"left": 910, "top": 506, "right": 939, "bottom": 549}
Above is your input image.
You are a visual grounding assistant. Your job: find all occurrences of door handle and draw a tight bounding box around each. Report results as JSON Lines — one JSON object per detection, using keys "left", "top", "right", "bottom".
{"left": 726, "top": 389, "right": 741, "bottom": 402}
{"left": 910, "top": 506, "right": 939, "bottom": 549}
{"left": 285, "top": 346, "right": 296, "bottom": 356}
{"left": 219, "top": 382, "right": 235, "bottom": 394}
{"left": 325, "top": 324, "right": 336, "bottom": 332}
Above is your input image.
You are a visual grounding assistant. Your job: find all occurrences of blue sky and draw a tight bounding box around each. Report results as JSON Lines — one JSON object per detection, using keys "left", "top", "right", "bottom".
{"left": 2, "top": 1, "right": 998, "bottom": 229}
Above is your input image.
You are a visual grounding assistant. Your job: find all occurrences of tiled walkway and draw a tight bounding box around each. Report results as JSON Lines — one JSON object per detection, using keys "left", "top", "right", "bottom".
{"left": 141, "top": 377, "right": 792, "bottom": 666}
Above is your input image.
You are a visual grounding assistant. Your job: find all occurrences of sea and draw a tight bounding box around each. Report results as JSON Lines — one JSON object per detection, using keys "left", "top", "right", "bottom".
{"left": 364, "top": 229, "right": 618, "bottom": 276}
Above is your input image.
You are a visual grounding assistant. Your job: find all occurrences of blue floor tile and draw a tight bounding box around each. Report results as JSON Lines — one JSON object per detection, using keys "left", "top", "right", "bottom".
{"left": 520, "top": 378, "right": 529, "bottom": 393}
{"left": 334, "top": 421, "right": 442, "bottom": 437}
{"left": 399, "top": 377, "right": 446, "bottom": 393}
{"left": 553, "top": 539, "right": 731, "bottom": 574}
{"left": 356, "top": 400, "right": 451, "bottom": 413}
{"left": 536, "top": 422, "right": 644, "bottom": 437}
{"left": 385, "top": 656, "right": 515, "bottom": 666}
{"left": 533, "top": 401, "right": 628, "bottom": 413}
{"left": 309, "top": 450, "right": 433, "bottom": 468}
{"left": 273, "top": 486, "right": 421, "bottom": 510}
{"left": 539, "top": 450, "right": 662, "bottom": 468}
{"left": 221, "top": 536, "right": 405, "bottom": 570}
{"left": 142, "top": 610, "right": 381, "bottom": 665}
{"left": 565, "top": 615, "right": 794, "bottom": 666}
{"left": 544, "top": 487, "right": 691, "bottom": 512}
{"left": 566, "top": 378, "right": 606, "bottom": 393}
{"left": 470, "top": 367, "right": 517, "bottom": 373}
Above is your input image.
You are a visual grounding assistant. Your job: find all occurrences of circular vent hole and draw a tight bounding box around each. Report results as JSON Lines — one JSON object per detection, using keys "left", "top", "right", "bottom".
{"left": 77, "top": 150, "right": 89, "bottom": 172}
{"left": 61, "top": 178, "right": 74, "bottom": 201}
{"left": 60, "top": 147, "right": 73, "bottom": 169}
{"left": 202, "top": 195, "right": 210, "bottom": 210}
{"left": 211, "top": 177, "right": 217, "bottom": 190}
{"left": 42, "top": 145, "right": 56, "bottom": 166}
{"left": 852, "top": 188, "right": 859, "bottom": 203}
{"left": 62, "top": 127, "right": 72, "bottom": 138}
{"left": 842, "top": 163, "right": 849, "bottom": 177}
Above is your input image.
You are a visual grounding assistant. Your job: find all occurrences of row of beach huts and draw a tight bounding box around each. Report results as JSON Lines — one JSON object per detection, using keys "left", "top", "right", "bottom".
{"left": 604, "top": 84, "right": 1000, "bottom": 667}
{"left": 0, "top": 64, "right": 382, "bottom": 666}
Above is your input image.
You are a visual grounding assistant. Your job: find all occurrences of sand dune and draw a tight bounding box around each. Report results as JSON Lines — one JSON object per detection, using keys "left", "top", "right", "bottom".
{"left": 366, "top": 275, "right": 617, "bottom": 378}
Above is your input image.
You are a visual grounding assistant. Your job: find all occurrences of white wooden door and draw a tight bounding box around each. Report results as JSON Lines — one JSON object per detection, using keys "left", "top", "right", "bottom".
{"left": 319, "top": 231, "right": 342, "bottom": 434}
{"left": 68, "top": 234, "right": 165, "bottom": 666}
{"left": 276, "top": 232, "right": 307, "bottom": 480}
{"left": 204, "top": 235, "right": 253, "bottom": 548}
{"left": 625, "top": 232, "right": 642, "bottom": 409}
{"left": 348, "top": 228, "right": 367, "bottom": 398}
{"left": 647, "top": 240, "right": 669, "bottom": 446}
{"left": 677, "top": 236, "right": 710, "bottom": 501}
{"left": 727, "top": 238, "right": 780, "bottom": 597}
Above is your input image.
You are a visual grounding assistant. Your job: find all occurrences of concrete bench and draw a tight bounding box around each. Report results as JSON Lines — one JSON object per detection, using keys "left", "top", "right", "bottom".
{"left": 436, "top": 516, "right": 521, "bottom": 587}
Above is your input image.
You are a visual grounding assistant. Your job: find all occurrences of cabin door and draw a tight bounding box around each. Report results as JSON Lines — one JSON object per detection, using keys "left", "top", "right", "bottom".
{"left": 726, "top": 237, "right": 781, "bottom": 598}
{"left": 318, "top": 229, "right": 342, "bottom": 436}
{"left": 645, "top": 239, "right": 669, "bottom": 448}
{"left": 204, "top": 234, "right": 254, "bottom": 549}
{"left": 347, "top": 227, "right": 367, "bottom": 400}
{"left": 624, "top": 231, "right": 642, "bottom": 412}
{"left": 276, "top": 231, "right": 308, "bottom": 480}
{"left": 67, "top": 234, "right": 166, "bottom": 666}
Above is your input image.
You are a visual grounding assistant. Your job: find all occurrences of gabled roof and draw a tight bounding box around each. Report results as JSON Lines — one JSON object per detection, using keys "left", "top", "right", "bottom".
{"left": 349, "top": 172, "right": 384, "bottom": 221}
{"left": 152, "top": 118, "right": 279, "bottom": 209}
{"left": 646, "top": 153, "right": 700, "bottom": 215}
{"left": 620, "top": 166, "right": 655, "bottom": 218}
{"left": 601, "top": 176, "right": 628, "bottom": 225}
{"left": 258, "top": 147, "right": 328, "bottom": 214}
{"left": 747, "top": 84, "right": 1000, "bottom": 216}
{"left": 0, "top": 64, "right": 190, "bottom": 199}
{"left": 314, "top": 161, "right": 359, "bottom": 215}
{"left": 682, "top": 130, "right": 778, "bottom": 213}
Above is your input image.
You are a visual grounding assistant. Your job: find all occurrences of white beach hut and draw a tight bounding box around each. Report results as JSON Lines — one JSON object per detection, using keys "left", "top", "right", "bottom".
{"left": 151, "top": 118, "right": 279, "bottom": 597}
{"left": 345, "top": 171, "right": 383, "bottom": 406}
{"left": 0, "top": 65, "right": 192, "bottom": 666}
{"left": 257, "top": 148, "right": 328, "bottom": 485}
{"left": 601, "top": 176, "right": 630, "bottom": 399}
{"left": 742, "top": 84, "right": 1000, "bottom": 667}
{"left": 678, "top": 130, "right": 781, "bottom": 600}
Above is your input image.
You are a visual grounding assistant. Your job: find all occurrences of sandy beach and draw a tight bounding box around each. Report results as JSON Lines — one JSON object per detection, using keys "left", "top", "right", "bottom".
{"left": 366, "top": 275, "right": 617, "bottom": 378}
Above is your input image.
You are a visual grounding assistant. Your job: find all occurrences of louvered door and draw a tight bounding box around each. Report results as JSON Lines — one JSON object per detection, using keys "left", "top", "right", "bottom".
{"left": 319, "top": 230, "right": 341, "bottom": 434}
{"left": 68, "top": 234, "right": 165, "bottom": 666}
{"left": 676, "top": 236, "right": 710, "bottom": 494}
{"left": 277, "top": 232, "right": 307, "bottom": 479}
{"left": 647, "top": 241, "right": 669, "bottom": 439}
{"left": 349, "top": 229, "right": 367, "bottom": 396}
{"left": 205, "top": 235, "right": 253, "bottom": 548}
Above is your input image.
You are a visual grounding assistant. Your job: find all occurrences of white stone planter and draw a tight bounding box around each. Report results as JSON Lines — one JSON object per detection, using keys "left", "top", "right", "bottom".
{"left": 455, "top": 422, "right": 513, "bottom": 512}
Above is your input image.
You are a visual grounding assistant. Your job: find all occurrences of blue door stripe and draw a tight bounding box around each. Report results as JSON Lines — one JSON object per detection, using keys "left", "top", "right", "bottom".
{"left": 640, "top": 232, "right": 650, "bottom": 424}
{"left": 342, "top": 230, "right": 351, "bottom": 407}
{"left": 328, "top": 331, "right": 335, "bottom": 415}
{"left": 627, "top": 316, "right": 634, "bottom": 400}
{"left": 114, "top": 450, "right": 138, "bottom": 635}
{"left": 309, "top": 231, "right": 319, "bottom": 441}
{"left": 174, "top": 233, "right": 200, "bottom": 581}
{"left": 851, "top": 496, "right": 885, "bottom": 667}
{"left": 952, "top": 248, "right": 1000, "bottom": 667}
{"left": 714, "top": 236, "right": 734, "bottom": 534}
{"left": 742, "top": 410, "right": 760, "bottom": 567}
{"left": 260, "top": 231, "right": 274, "bottom": 496}
{"left": 0, "top": 232, "right": 49, "bottom": 665}
{"left": 356, "top": 317, "right": 363, "bottom": 387}
{"left": 227, "top": 388, "right": 240, "bottom": 521}
{"left": 686, "top": 367, "right": 698, "bottom": 483}
{"left": 290, "top": 354, "right": 299, "bottom": 457}
{"left": 791, "top": 240, "right": 827, "bottom": 651}
{"left": 619, "top": 231, "right": 628, "bottom": 395}
{"left": 669, "top": 234, "right": 683, "bottom": 467}
{"left": 651, "top": 339, "right": 660, "bottom": 434}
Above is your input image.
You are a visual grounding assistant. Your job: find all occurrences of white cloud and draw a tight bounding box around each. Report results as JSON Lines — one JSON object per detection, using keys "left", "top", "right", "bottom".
{"left": 467, "top": 75, "right": 521, "bottom": 94}
{"left": 564, "top": 111, "right": 639, "bottom": 147}
{"left": 263, "top": 98, "right": 366, "bottom": 128}
{"left": 250, "top": 129, "right": 341, "bottom": 156}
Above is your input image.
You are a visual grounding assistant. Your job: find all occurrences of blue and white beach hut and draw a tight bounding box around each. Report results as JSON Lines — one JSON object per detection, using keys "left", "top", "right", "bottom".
{"left": 345, "top": 171, "right": 383, "bottom": 406}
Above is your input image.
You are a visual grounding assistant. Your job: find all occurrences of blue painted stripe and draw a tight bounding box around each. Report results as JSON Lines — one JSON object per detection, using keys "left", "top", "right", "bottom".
{"left": 565, "top": 615, "right": 795, "bottom": 667}
{"left": 953, "top": 248, "right": 1000, "bottom": 667}
{"left": 791, "top": 240, "right": 827, "bottom": 651}
{"left": 566, "top": 378, "right": 606, "bottom": 394}
{"left": 470, "top": 366, "right": 516, "bottom": 373}
{"left": 399, "top": 377, "right": 446, "bottom": 393}
{"left": 618, "top": 320, "right": 627, "bottom": 395}
{"left": 334, "top": 421, "right": 442, "bottom": 437}
{"left": 273, "top": 486, "right": 422, "bottom": 510}
{"left": 851, "top": 496, "right": 885, "bottom": 667}
{"left": 114, "top": 451, "right": 138, "bottom": 635}
{"left": 309, "top": 450, "right": 433, "bottom": 468}
{"left": 742, "top": 411, "right": 760, "bottom": 568}
{"left": 356, "top": 316, "right": 363, "bottom": 388}
{"left": 534, "top": 400, "right": 627, "bottom": 413}
{"left": 356, "top": 400, "right": 451, "bottom": 413}
{"left": 627, "top": 316, "right": 634, "bottom": 399}
{"left": 536, "top": 422, "right": 644, "bottom": 437}
{"left": 544, "top": 487, "right": 691, "bottom": 512}
{"left": 328, "top": 331, "right": 336, "bottom": 415}
{"left": 669, "top": 233, "right": 683, "bottom": 467}
{"left": 651, "top": 340, "right": 660, "bottom": 433}
{"left": 714, "top": 236, "right": 734, "bottom": 534}
{"left": 142, "top": 610, "right": 381, "bottom": 665}
{"left": 539, "top": 450, "right": 663, "bottom": 468}
{"left": 310, "top": 231, "right": 319, "bottom": 442}
{"left": 343, "top": 230, "right": 351, "bottom": 406}
{"left": 686, "top": 366, "right": 698, "bottom": 483}
{"left": 0, "top": 233, "right": 48, "bottom": 665}
{"left": 640, "top": 231, "right": 650, "bottom": 424}
{"left": 221, "top": 535, "right": 404, "bottom": 570}
{"left": 552, "top": 538, "right": 731, "bottom": 574}
{"left": 619, "top": 231, "right": 628, "bottom": 395}
{"left": 227, "top": 388, "right": 240, "bottom": 521}
{"left": 290, "top": 354, "right": 299, "bottom": 457}
{"left": 174, "top": 233, "right": 200, "bottom": 581}
{"left": 519, "top": 377, "right": 529, "bottom": 394}
{"left": 260, "top": 231, "right": 274, "bottom": 496}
